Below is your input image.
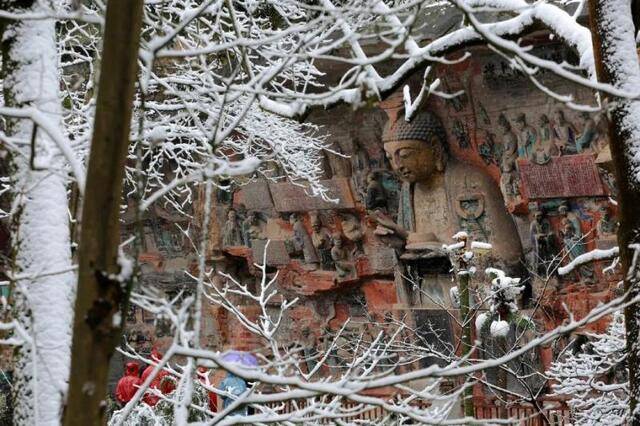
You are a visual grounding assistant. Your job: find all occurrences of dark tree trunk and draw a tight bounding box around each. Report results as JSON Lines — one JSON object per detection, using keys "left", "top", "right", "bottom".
{"left": 63, "top": 1, "right": 143, "bottom": 424}
{"left": 588, "top": 0, "right": 640, "bottom": 421}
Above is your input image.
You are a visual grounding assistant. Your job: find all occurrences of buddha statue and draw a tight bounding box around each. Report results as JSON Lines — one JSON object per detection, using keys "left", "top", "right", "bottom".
{"left": 374, "top": 108, "right": 524, "bottom": 304}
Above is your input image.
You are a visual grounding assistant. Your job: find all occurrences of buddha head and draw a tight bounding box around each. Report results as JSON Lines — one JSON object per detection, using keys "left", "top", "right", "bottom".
{"left": 382, "top": 110, "right": 447, "bottom": 183}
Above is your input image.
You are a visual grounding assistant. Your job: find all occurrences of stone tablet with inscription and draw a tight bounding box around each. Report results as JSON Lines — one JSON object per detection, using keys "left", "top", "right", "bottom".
{"left": 269, "top": 178, "right": 355, "bottom": 212}
{"left": 519, "top": 155, "right": 605, "bottom": 199}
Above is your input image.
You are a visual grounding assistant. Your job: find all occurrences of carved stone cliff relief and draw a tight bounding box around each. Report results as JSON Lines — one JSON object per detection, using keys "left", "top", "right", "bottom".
{"left": 241, "top": 210, "right": 267, "bottom": 248}
{"left": 528, "top": 203, "right": 557, "bottom": 276}
{"left": 491, "top": 107, "right": 611, "bottom": 213}
{"left": 365, "top": 170, "right": 387, "bottom": 212}
{"left": 373, "top": 96, "right": 524, "bottom": 307}
{"left": 551, "top": 109, "right": 578, "bottom": 155}
{"left": 452, "top": 119, "right": 471, "bottom": 149}
{"left": 330, "top": 233, "right": 356, "bottom": 280}
{"left": 498, "top": 113, "right": 518, "bottom": 170}
{"left": 499, "top": 160, "right": 522, "bottom": 209}
{"left": 529, "top": 114, "right": 556, "bottom": 165}
{"left": 514, "top": 113, "right": 537, "bottom": 158}
{"left": 269, "top": 179, "right": 355, "bottom": 212}
{"left": 289, "top": 213, "right": 319, "bottom": 267}
{"left": 558, "top": 202, "right": 595, "bottom": 283}
{"left": 340, "top": 213, "right": 364, "bottom": 256}
{"left": 596, "top": 203, "right": 618, "bottom": 250}
{"left": 478, "top": 130, "right": 500, "bottom": 166}
{"left": 310, "top": 213, "right": 334, "bottom": 271}
{"left": 222, "top": 208, "right": 243, "bottom": 247}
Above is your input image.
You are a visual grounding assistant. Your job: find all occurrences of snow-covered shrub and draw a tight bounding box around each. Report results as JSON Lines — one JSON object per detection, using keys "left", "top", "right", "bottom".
{"left": 548, "top": 312, "right": 628, "bottom": 425}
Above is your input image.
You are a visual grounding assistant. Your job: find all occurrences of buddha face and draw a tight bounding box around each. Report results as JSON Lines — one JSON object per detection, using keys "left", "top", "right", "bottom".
{"left": 384, "top": 139, "right": 442, "bottom": 183}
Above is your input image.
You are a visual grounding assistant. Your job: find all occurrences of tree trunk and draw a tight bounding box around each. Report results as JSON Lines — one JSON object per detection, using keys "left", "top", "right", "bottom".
{"left": 63, "top": 1, "right": 143, "bottom": 424}
{"left": 588, "top": 0, "right": 640, "bottom": 421}
{"left": 1, "top": 1, "right": 75, "bottom": 424}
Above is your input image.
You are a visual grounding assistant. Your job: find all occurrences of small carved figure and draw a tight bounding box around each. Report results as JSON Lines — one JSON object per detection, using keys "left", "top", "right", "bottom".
{"left": 242, "top": 211, "right": 263, "bottom": 247}
{"left": 537, "top": 114, "right": 553, "bottom": 144}
{"left": 236, "top": 203, "right": 247, "bottom": 219}
{"left": 557, "top": 203, "right": 581, "bottom": 239}
{"left": 514, "top": 113, "right": 537, "bottom": 158}
{"left": 237, "top": 204, "right": 249, "bottom": 244}
{"left": 340, "top": 213, "right": 364, "bottom": 255}
{"left": 575, "top": 112, "right": 597, "bottom": 153}
{"left": 290, "top": 213, "right": 319, "bottom": 264}
{"left": 365, "top": 171, "right": 387, "bottom": 211}
{"left": 552, "top": 109, "right": 577, "bottom": 155}
{"left": 593, "top": 113, "right": 611, "bottom": 154}
{"left": 529, "top": 140, "right": 553, "bottom": 165}
{"left": 311, "top": 215, "right": 333, "bottom": 270}
{"left": 529, "top": 207, "right": 556, "bottom": 275}
{"left": 498, "top": 114, "right": 518, "bottom": 169}
{"left": 222, "top": 209, "right": 243, "bottom": 247}
{"left": 557, "top": 203, "right": 595, "bottom": 282}
{"left": 596, "top": 205, "right": 618, "bottom": 238}
{"left": 499, "top": 161, "right": 520, "bottom": 202}
{"left": 331, "top": 233, "right": 355, "bottom": 278}
{"left": 561, "top": 221, "right": 595, "bottom": 283}
{"left": 529, "top": 114, "right": 558, "bottom": 165}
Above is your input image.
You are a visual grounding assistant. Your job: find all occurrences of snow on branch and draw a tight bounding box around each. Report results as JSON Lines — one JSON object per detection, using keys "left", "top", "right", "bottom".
{"left": 0, "top": 106, "right": 86, "bottom": 193}
{"left": 557, "top": 246, "right": 619, "bottom": 276}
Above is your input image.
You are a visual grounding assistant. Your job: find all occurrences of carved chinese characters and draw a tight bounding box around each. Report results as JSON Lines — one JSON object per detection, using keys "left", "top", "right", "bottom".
{"left": 519, "top": 155, "right": 605, "bottom": 199}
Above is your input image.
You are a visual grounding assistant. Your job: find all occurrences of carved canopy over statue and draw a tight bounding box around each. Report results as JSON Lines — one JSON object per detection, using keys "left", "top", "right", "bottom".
{"left": 374, "top": 107, "right": 524, "bottom": 305}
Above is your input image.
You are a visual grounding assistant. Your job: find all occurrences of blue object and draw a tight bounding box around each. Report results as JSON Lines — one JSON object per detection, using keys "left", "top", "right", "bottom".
{"left": 220, "top": 372, "right": 248, "bottom": 416}
{"left": 221, "top": 351, "right": 258, "bottom": 367}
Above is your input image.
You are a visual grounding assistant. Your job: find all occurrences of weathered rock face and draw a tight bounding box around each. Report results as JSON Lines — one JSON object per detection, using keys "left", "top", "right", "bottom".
{"left": 121, "top": 39, "right": 620, "bottom": 393}
{"left": 205, "top": 44, "right": 615, "bottom": 355}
